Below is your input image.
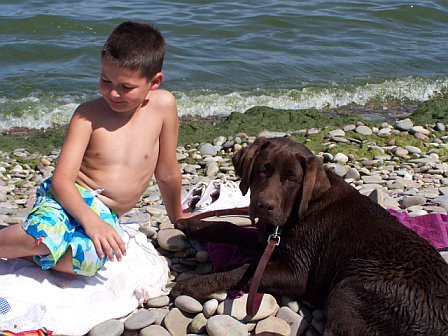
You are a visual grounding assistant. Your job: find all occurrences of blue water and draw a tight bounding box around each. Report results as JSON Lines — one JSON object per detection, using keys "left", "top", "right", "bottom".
{"left": 0, "top": 0, "right": 447, "bottom": 131}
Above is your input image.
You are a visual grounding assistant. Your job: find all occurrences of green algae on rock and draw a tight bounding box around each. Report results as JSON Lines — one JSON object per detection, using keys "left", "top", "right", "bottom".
{"left": 179, "top": 106, "right": 363, "bottom": 145}
{"left": 409, "top": 97, "right": 448, "bottom": 125}
{"left": 0, "top": 126, "right": 66, "bottom": 154}
{"left": 1, "top": 97, "right": 448, "bottom": 155}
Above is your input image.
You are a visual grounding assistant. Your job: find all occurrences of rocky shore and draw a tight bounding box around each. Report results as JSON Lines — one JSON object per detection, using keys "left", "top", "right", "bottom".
{"left": 1, "top": 115, "right": 448, "bottom": 336}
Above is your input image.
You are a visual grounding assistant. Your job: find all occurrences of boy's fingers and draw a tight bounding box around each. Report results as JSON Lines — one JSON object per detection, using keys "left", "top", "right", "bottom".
{"left": 93, "top": 239, "right": 105, "bottom": 259}
{"left": 101, "top": 239, "right": 115, "bottom": 261}
{"left": 116, "top": 236, "right": 127, "bottom": 256}
{"left": 108, "top": 239, "right": 122, "bottom": 261}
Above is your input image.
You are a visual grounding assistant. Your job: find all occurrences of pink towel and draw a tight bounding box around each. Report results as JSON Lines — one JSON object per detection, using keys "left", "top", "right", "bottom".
{"left": 387, "top": 209, "right": 448, "bottom": 251}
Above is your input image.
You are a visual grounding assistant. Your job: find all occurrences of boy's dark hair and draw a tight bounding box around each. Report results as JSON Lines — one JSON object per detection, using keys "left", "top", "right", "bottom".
{"left": 102, "top": 21, "right": 166, "bottom": 80}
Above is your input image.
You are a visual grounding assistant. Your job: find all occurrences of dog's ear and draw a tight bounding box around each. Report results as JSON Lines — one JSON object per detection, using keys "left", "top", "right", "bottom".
{"left": 296, "top": 154, "right": 331, "bottom": 217}
{"left": 233, "top": 137, "right": 269, "bottom": 195}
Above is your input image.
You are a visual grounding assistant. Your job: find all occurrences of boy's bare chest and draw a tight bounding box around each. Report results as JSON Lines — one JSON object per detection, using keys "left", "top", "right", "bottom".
{"left": 86, "top": 121, "right": 161, "bottom": 166}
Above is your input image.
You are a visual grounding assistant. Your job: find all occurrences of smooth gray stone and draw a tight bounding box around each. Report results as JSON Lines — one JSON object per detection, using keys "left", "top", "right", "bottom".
{"left": 258, "top": 130, "right": 288, "bottom": 138}
{"left": 139, "top": 325, "right": 171, "bottom": 336}
{"left": 361, "top": 175, "right": 385, "bottom": 184}
{"left": 206, "top": 315, "right": 247, "bottom": 336}
{"left": 333, "top": 153, "right": 349, "bottom": 163}
{"left": 400, "top": 195, "right": 427, "bottom": 208}
{"left": 343, "top": 124, "right": 356, "bottom": 132}
{"left": 411, "top": 125, "right": 430, "bottom": 135}
{"left": 404, "top": 145, "right": 422, "bottom": 154}
{"left": 441, "top": 252, "right": 448, "bottom": 264}
{"left": 435, "top": 122, "right": 445, "bottom": 132}
{"left": 174, "top": 295, "right": 203, "bottom": 314}
{"left": 203, "top": 299, "right": 219, "bottom": 317}
{"left": 395, "top": 118, "right": 413, "bottom": 131}
{"left": 189, "top": 313, "right": 207, "bottom": 334}
{"left": 146, "top": 295, "right": 170, "bottom": 308}
{"left": 355, "top": 125, "right": 372, "bottom": 135}
{"left": 331, "top": 136, "right": 349, "bottom": 143}
{"left": 163, "top": 307, "right": 193, "bottom": 336}
{"left": 124, "top": 309, "right": 157, "bottom": 331}
{"left": 280, "top": 296, "right": 300, "bottom": 313}
{"left": 328, "top": 129, "right": 345, "bottom": 137}
{"left": 213, "top": 135, "right": 227, "bottom": 147}
{"left": 157, "top": 228, "right": 188, "bottom": 252}
{"left": 255, "top": 316, "right": 291, "bottom": 336}
{"left": 88, "top": 319, "right": 124, "bottom": 336}
{"left": 199, "top": 143, "right": 218, "bottom": 156}
{"left": 152, "top": 307, "right": 170, "bottom": 325}
{"left": 276, "top": 306, "right": 305, "bottom": 336}
{"left": 345, "top": 167, "right": 360, "bottom": 180}
{"left": 216, "top": 293, "right": 278, "bottom": 322}
{"left": 393, "top": 147, "right": 409, "bottom": 158}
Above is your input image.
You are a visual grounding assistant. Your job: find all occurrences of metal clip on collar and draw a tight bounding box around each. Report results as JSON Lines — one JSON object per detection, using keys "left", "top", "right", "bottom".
{"left": 267, "top": 226, "right": 281, "bottom": 245}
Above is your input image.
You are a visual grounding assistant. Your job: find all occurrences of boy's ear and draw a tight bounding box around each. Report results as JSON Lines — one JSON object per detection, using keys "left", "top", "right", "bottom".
{"left": 150, "top": 72, "right": 163, "bottom": 89}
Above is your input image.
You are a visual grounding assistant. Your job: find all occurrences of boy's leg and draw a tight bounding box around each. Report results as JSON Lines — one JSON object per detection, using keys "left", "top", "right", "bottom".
{"left": 0, "top": 224, "right": 75, "bottom": 274}
{"left": 51, "top": 247, "right": 75, "bottom": 274}
{"left": 0, "top": 224, "right": 50, "bottom": 258}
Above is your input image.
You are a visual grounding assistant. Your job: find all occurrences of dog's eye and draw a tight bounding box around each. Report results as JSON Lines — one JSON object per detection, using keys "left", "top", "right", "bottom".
{"left": 286, "top": 173, "right": 297, "bottom": 181}
{"left": 257, "top": 168, "right": 266, "bottom": 175}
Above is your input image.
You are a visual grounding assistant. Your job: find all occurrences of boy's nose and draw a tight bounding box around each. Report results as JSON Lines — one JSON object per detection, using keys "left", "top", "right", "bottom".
{"left": 110, "top": 89, "right": 120, "bottom": 98}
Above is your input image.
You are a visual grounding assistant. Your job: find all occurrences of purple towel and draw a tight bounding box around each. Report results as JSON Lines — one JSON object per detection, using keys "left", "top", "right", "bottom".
{"left": 205, "top": 242, "right": 257, "bottom": 271}
{"left": 387, "top": 209, "right": 448, "bottom": 251}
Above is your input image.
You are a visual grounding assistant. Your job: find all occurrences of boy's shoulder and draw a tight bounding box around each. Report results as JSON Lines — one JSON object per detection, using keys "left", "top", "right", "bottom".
{"left": 74, "top": 97, "right": 106, "bottom": 117}
{"left": 77, "top": 97, "right": 105, "bottom": 110}
{"left": 149, "top": 89, "right": 176, "bottom": 109}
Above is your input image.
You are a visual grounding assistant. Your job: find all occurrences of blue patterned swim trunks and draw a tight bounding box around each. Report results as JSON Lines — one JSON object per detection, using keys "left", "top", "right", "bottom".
{"left": 22, "top": 179, "right": 124, "bottom": 276}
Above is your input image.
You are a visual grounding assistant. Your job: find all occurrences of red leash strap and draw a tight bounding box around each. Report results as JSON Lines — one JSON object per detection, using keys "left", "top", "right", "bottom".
{"left": 246, "top": 231, "right": 281, "bottom": 316}
{"left": 186, "top": 207, "right": 280, "bottom": 316}
{"left": 189, "top": 207, "right": 249, "bottom": 219}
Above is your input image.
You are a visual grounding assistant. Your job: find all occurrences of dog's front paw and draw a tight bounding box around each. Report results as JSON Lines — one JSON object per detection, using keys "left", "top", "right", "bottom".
{"left": 170, "top": 274, "right": 211, "bottom": 299}
{"left": 169, "top": 282, "right": 184, "bottom": 299}
{"left": 174, "top": 218, "right": 189, "bottom": 231}
{"left": 170, "top": 279, "right": 198, "bottom": 298}
{"left": 174, "top": 218, "right": 204, "bottom": 235}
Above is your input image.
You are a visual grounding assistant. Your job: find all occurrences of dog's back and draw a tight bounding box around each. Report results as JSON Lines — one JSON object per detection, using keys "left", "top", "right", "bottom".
{"left": 303, "top": 170, "right": 448, "bottom": 335}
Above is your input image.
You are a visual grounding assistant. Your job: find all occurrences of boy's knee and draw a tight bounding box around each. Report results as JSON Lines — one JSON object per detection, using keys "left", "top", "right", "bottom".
{"left": 51, "top": 248, "right": 102, "bottom": 276}
{"left": 31, "top": 236, "right": 51, "bottom": 255}
{"left": 22, "top": 231, "right": 50, "bottom": 255}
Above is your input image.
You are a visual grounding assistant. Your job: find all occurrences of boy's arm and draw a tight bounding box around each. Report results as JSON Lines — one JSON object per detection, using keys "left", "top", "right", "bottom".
{"left": 154, "top": 92, "right": 184, "bottom": 223}
{"left": 50, "top": 108, "right": 126, "bottom": 261}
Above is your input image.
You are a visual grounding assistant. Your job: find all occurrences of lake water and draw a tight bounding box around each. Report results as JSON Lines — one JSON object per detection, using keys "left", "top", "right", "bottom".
{"left": 0, "top": 0, "right": 447, "bottom": 131}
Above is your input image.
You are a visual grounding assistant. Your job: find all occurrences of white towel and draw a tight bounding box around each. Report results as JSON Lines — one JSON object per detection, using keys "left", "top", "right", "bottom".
{"left": 0, "top": 225, "right": 168, "bottom": 335}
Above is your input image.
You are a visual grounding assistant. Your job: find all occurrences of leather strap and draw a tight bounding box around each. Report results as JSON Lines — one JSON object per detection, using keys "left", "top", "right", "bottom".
{"left": 246, "top": 237, "right": 278, "bottom": 316}
{"left": 188, "top": 207, "right": 279, "bottom": 316}
{"left": 190, "top": 207, "right": 249, "bottom": 220}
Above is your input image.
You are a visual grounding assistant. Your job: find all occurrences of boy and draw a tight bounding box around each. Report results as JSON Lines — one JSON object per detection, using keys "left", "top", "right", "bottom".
{"left": 0, "top": 21, "right": 185, "bottom": 276}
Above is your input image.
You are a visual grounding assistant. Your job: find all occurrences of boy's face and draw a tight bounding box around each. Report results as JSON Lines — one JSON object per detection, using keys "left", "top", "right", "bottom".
{"left": 99, "top": 59, "right": 159, "bottom": 113}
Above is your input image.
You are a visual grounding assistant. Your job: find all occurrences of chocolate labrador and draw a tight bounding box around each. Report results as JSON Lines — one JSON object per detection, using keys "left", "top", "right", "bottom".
{"left": 173, "top": 137, "right": 448, "bottom": 335}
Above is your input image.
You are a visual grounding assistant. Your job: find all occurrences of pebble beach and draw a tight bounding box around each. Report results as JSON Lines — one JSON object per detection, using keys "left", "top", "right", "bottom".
{"left": 1, "top": 0, "right": 448, "bottom": 334}
{"left": 1, "top": 104, "right": 448, "bottom": 335}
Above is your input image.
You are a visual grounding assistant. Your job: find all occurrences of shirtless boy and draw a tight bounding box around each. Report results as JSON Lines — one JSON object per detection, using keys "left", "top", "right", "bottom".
{"left": 0, "top": 21, "right": 185, "bottom": 276}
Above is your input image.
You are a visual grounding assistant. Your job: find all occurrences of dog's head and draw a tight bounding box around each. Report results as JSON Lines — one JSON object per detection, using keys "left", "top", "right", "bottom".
{"left": 233, "top": 137, "right": 330, "bottom": 227}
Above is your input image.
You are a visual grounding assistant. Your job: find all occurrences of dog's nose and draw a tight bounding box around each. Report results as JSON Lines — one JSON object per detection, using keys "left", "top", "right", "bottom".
{"left": 257, "top": 197, "right": 276, "bottom": 213}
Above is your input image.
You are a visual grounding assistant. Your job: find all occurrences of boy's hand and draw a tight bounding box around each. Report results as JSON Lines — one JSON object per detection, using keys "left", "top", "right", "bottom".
{"left": 83, "top": 218, "right": 126, "bottom": 262}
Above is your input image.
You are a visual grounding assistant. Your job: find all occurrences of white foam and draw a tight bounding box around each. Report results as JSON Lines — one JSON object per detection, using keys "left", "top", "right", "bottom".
{"left": 175, "top": 77, "right": 448, "bottom": 118}
{"left": 1, "top": 77, "right": 447, "bottom": 132}
{"left": 0, "top": 100, "right": 76, "bottom": 132}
